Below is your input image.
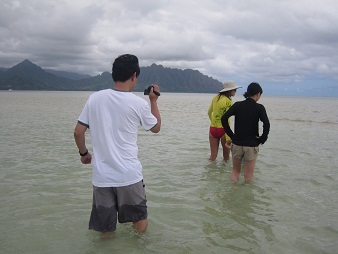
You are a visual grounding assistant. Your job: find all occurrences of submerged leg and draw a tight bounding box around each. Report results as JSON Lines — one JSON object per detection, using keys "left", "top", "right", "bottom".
{"left": 133, "top": 219, "right": 148, "bottom": 233}
{"left": 231, "top": 157, "right": 242, "bottom": 182}
{"left": 209, "top": 133, "right": 220, "bottom": 161}
{"left": 221, "top": 137, "right": 231, "bottom": 161}
{"left": 243, "top": 159, "right": 256, "bottom": 183}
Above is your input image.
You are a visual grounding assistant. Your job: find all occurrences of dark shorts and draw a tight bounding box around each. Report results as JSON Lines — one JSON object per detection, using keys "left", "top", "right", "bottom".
{"left": 209, "top": 126, "right": 225, "bottom": 139}
{"left": 89, "top": 180, "right": 147, "bottom": 232}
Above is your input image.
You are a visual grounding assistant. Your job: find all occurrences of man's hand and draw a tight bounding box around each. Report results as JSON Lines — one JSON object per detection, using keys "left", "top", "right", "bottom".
{"left": 80, "top": 152, "right": 92, "bottom": 164}
{"left": 149, "top": 84, "right": 160, "bottom": 101}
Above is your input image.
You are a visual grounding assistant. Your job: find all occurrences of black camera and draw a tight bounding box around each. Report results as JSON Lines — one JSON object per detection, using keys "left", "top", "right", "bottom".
{"left": 144, "top": 86, "right": 160, "bottom": 96}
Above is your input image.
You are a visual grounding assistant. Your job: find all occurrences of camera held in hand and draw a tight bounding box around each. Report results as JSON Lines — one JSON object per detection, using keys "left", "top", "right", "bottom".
{"left": 144, "top": 86, "right": 161, "bottom": 96}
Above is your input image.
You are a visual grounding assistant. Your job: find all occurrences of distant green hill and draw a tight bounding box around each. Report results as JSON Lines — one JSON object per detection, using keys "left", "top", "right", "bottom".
{"left": 0, "top": 60, "right": 73, "bottom": 90}
{"left": 0, "top": 59, "right": 223, "bottom": 93}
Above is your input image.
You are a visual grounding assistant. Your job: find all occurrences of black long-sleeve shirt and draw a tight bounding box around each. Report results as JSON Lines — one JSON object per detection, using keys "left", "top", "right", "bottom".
{"left": 221, "top": 98, "right": 270, "bottom": 147}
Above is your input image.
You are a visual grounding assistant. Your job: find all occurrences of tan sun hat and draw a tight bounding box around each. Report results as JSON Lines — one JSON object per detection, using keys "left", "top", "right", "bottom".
{"left": 219, "top": 81, "right": 242, "bottom": 92}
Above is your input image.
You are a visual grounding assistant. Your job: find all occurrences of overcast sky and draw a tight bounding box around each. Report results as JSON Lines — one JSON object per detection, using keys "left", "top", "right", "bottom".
{"left": 1, "top": 0, "right": 338, "bottom": 92}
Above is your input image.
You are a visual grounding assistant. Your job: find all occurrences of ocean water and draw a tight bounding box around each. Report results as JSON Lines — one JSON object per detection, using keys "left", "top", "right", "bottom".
{"left": 0, "top": 91, "right": 337, "bottom": 254}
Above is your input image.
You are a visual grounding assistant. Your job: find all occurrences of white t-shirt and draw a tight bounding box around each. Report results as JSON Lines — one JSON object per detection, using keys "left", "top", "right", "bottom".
{"left": 78, "top": 89, "right": 158, "bottom": 187}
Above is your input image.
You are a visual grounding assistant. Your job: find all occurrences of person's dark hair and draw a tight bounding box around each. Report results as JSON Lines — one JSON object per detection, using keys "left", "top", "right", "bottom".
{"left": 112, "top": 54, "right": 140, "bottom": 82}
{"left": 243, "top": 82, "right": 263, "bottom": 98}
{"left": 217, "top": 90, "right": 232, "bottom": 101}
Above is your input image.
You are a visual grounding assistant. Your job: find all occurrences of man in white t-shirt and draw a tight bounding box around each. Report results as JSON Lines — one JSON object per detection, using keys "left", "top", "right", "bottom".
{"left": 74, "top": 54, "right": 161, "bottom": 234}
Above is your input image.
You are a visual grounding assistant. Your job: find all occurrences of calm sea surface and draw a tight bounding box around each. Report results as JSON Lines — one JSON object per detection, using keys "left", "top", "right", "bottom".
{"left": 1, "top": 91, "right": 338, "bottom": 254}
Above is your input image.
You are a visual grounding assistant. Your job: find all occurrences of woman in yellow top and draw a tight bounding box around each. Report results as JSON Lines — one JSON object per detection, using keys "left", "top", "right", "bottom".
{"left": 208, "top": 81, "right": 241, "bottom": 161}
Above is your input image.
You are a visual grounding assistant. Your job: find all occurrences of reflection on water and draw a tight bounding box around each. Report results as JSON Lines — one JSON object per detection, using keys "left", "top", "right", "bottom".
{"left": 201, "top": 162, "right": 275, "bottom": 252}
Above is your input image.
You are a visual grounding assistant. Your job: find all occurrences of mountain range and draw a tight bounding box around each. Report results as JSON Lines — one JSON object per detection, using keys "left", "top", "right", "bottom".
{"left": 0, "top": 59, "right": 223, "bottom": 93}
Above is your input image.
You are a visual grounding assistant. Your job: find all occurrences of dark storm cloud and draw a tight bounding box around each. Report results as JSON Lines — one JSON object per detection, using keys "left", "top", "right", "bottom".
{"left": 1, "top": 0, "right": 337, "bottom": 88}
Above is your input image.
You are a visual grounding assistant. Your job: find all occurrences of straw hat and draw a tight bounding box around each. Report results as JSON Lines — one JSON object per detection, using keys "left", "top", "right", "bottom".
{"left": 219, "top": 81, "right": 242, "bottom": 92}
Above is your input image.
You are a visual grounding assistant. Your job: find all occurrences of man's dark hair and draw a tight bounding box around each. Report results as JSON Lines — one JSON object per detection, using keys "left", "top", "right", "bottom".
{"left": 244, "top": 82, "right": 263, "bottom": 98}
{"left": 112, "top": 54, "right": 140, "bottom": 82}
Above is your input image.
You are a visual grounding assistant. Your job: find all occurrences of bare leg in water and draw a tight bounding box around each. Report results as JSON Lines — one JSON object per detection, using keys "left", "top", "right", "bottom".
{"left": 101, "top": 218, "right": 148, "bottom": 238}
{"left": 243, "top": 160, "right": 256, "bottom": 183}
{"left": 209, "top": 133, "right": 220, "bottom": 161}
{"left": 133, "top": 219, "right": 148, "bottom": 233}
{"left": 231, "top": 157, "right": 242, "bottom": 182}
{"left": 231, "top": 157, "right": 256, "bottom": 183}
{"left": 222, "top": 137, "right": 231, "bottom": 161}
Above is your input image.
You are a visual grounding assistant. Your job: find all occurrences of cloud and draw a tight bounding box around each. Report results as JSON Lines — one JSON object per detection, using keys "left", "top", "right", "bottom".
{"left": 1, "top": 0, "right": 338, "bottom": 89}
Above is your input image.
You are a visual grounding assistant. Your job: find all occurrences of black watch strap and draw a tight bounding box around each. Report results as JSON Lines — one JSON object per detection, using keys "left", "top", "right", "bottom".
{"left": 79, "top": 150, "right": 88, "bottom": 157}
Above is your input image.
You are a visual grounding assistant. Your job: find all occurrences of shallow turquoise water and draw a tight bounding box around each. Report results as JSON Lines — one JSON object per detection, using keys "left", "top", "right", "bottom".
{"left": 0, "top": 91, "right": 337, "bottom": 253}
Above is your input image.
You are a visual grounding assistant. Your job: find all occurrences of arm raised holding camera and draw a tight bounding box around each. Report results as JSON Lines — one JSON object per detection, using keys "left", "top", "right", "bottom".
{"left": 148, "top": 85, "right": 161, "bottom": 133}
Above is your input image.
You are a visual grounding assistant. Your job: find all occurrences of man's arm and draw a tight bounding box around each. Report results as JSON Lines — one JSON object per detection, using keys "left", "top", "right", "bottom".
{"left": 74, "top": 122, "right": 92, "bottom": 164}
{"left": 149, "top": 85, "right": 161, "bottom": 133}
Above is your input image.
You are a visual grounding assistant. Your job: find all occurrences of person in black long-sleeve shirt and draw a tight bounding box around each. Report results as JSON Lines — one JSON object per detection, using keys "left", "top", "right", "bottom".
{"left": 221, "top": 82, "right": 270, "bottom": 183}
